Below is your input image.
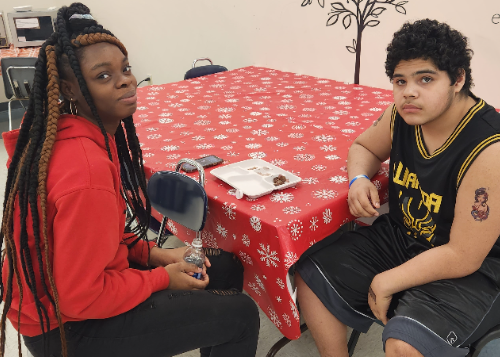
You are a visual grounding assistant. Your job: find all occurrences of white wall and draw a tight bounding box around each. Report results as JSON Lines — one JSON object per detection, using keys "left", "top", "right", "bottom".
{"left": 1, "top": 0, "right": 499, "bottom": 107}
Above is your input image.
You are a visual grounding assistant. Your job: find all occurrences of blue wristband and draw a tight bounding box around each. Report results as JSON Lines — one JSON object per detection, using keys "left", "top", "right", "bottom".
{"left": 349, "top": 174, "right": 369, "bottom": 188}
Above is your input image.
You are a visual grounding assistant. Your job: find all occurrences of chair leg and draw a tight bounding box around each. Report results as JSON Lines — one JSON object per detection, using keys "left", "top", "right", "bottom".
{"left": 266, "top": 323, "right": 308, "bottom": 357}
{"left": 348, "top": 330, "right": 362, "bottom": 357}
{"left": 8, "top": 99, "right": 12, "bottom": 131}
{"left": 157, "top": 217, "right": 171, "bottom": 248}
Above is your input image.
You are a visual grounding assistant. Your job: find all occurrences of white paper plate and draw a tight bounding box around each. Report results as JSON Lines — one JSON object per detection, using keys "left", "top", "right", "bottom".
{"left": 211, "top": 159, "right": 301, "bottom": 199}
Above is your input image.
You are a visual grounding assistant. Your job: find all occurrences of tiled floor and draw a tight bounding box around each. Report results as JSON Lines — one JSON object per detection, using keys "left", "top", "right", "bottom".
{"left": 0, "top": 110, "right": 498, "bottom": 357}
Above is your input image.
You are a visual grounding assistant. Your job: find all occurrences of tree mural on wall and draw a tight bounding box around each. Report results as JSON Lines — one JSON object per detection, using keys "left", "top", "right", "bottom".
{"left": 302, "top": 0, "right": 409, "bottom": 84}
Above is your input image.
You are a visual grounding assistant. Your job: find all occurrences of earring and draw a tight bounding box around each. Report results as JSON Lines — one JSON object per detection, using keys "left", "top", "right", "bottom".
{"left": 69, "top": 98, "right": 78, "bottom": 116}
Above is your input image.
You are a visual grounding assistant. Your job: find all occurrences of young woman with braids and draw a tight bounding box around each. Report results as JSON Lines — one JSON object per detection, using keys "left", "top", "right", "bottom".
{"left": 0, "top": 3, "right": 259, "bottom": 357}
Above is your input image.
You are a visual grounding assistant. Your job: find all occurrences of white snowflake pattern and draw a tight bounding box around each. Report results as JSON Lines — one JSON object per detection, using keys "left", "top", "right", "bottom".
{"left": 310, "top": 217, "right": 319, "bottom": 231}
{"left": 147, "top": 134, "right": 162, "bottom": 140}
{"left": 227, "top": 152, "right": 240, "bottom": 157}
{"left": 166, "top": 220, "right": 178, "bottom": 235}
{"left": 330, "top": 175, "right": 348, "bottom": 184}
{"left": 369, "top": 107, "right": 383, "bottom": 112}
{"left": 226, "top": 128, "right": 239, "bottom": 133}
{"left": 217, "top": 107, "right": 235, "bottom": 113}
{"left": 216, "top": 223, "right": 228, "bottom": 238}
{"left": 202, "top": 231, "right": 218, "bottom": 248}
{"left": 250, "top": 112, "right": 262, "bottom": 116}
{"left": 277, "top": 278, "right": 285, "bottom": 289}
{"left": 378, "top": 166, "right": 389, "bottom": 177}
{"left": 251, "top": 129, "right": 268, "bottom": 136}
{"left": 270, "top": 192, "right": 294, "bottom": 203}
{"left": 179, "top": 131, "right": 193, "bottom": 136}
{"left": 293, "top": 146, "right": 306, "bottom": 151}
{"left": 283, "top": 206, "right": 301, "bottom": 215}
{"left": 313, "top": 134, "right": 335, "bottom": 142}
{"left": 341, "top": 129, "right": 356, "bottom": 134}
{"left": 250, "top": 216, "right": 262, "bottom": 232}
{"left": 249, "top": 152, "right": 266, "bottom": 159}
{"left": 328, "top": 116, "right": 340, "bottom": 121}
{"left": 251, "top": 204, "right": 266, "bottom": 211}
{"left": 312, "top": 165, "right": 327, "bottom": 171}
{"left": 294, "top": 154, "right": 315, "bottom": 161}
{"left": 288, "top": 133, "right": 304, "bottom": 139}
{"left": 192, "top": 135, "right": 205, "bottom": 141}
{"left": 143, "top": 153, "right": 154, "bottom": 158}
{"left": 267, "top": 307, "right": 282, "bottom": 328}
{"left": 242, "top": 234, "right": 250, "bottom": 247}
{"left": 266, "top": 137, "right": 279, "bottom": 142}
{"left": 194, "top": 120, "right": 211, "bottom": 125}
{"left": 239, "top": 251, "right": 253, "bottom": 265}
{"left": 248, "top": 282, "right": 261, "bottom": 296}
{"left": 276, "top": 142, "right": 289, "bottom": 147}
{"left": 278, "top": 104, "right": 296, "bottom": 110}
{"left": 195, "top": 143, "right": 215, "bottom": 150}
{"left": 302, "top": 177, "right": 319, "bottom": 185}
{"left": 284, "top": 252, "right": 298, "bottom": 269}
{"left": 161, "top": 145, "right": 179, "bottom": 152}
{"left": 221, "top": 145, "right": 233, "bottom": 150}
{"left": 268, "top": 159, "right": 285, "bottom": 167}
{"left": 313, "top": 189, "right": 338, "bottom": 200}
{"left": 214, "top": 135, "right": 229, "bottom": 140}
{"left": 290, "top": 300, "right": 300, "bottom": 321}
{"left": 159, "top": 112, "right": 173, "bottom": 117}
{"left": 173, "top": 123, "right": 187, "bottom": 128}
{"left": 245, "top": 143, "right": 262, "bottom": 149}
{"left": 292, "top": 125, "right": 306, "bottom": 130}
{"left": 325, "top": 155, "right": 341, "bottom": 160}
{"left": 346, "top": 121, "right": 361, "bottom": 126}
{"left": 287, "top": 220, "right": 303, "bottom": 240}
{"left": 373, "top": 180, "right": 382, "bottom": 190}
{"left": 282, "top": 314, "right": 292, "bottom": 327}
{"left": 223, "top": 202, "right": 237, "bottom": 220}
{"left": 276, "top": 296, "right": 282, "bottom": 303}
{"left": 257, "top": 244, "right": 280, "bottom": 268}
{"left": 158, "top": 118, "right": 173, "bottom": 124}
{"left": 219, "top": 121, "right": 232, "bottom": 126}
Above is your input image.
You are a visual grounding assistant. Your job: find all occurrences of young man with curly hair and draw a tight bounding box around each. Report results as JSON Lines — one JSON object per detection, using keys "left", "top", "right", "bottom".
{"left": 295, "top": 19, "right": 500, "bottom": 357}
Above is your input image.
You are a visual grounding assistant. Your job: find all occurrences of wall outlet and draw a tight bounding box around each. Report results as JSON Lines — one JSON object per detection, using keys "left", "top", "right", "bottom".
{"left": 146, "top": 74, "right": 153, "bottom": 85}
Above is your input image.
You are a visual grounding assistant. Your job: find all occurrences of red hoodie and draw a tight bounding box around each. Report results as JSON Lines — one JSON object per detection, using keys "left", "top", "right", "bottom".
{"left": 2, "top": 114, "right": 170, "bottom": 336}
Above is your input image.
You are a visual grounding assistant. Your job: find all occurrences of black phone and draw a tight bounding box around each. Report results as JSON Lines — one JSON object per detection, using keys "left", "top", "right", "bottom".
{"left": 181, "top": 155, "right": 224, "bottom": 173}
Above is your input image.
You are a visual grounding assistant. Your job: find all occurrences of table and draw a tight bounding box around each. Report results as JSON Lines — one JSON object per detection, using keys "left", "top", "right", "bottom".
{"left": 134, "top": 66, "right": 391, "bottom": 339}
{"left": 0, "top": 44, "right": 40, "bottom": 72}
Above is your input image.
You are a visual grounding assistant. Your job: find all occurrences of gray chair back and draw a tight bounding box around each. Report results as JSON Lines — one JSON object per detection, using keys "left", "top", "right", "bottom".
{"left": 1, "top": 57, "right": 37, "bottom": 99}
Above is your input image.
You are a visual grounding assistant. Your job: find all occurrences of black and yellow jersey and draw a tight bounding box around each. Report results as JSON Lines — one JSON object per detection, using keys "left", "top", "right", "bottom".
{"left": 388, "top": 97, "right": 500, "bottom": 256}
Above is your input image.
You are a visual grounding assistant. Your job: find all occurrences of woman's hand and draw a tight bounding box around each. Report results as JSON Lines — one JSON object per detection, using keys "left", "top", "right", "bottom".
{"left": 347, "top": 178, "right": 380, "bottom": 217}
{"left": 165, "top": 261, "right": 209, "bottom": 290}
{"left": 150, "top": 246, "right": 211, "bottom": 269}
{"left": 367, "top": 274, "right": 392, "bottom": 325}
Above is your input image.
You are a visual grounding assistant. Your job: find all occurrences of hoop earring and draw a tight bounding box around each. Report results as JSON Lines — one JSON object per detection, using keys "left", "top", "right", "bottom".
{"left": 69, "top": 98, "right": 78, "bottom": 116}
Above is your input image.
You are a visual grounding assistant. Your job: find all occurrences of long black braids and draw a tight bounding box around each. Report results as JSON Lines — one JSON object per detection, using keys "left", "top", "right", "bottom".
{"left": 0, "top": 3, "right": 153, "bottom": 357}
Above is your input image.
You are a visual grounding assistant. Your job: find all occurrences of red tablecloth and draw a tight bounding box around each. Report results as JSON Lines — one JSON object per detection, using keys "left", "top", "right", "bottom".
{"left": 135, "top": 66, "right": 391, "bottom": 339}
{"left": 0, "top": 44, "right": 40, "bottom": 73}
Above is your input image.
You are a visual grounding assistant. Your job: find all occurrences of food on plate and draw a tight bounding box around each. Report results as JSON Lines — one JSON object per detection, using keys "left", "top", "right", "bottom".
{"left": 273, "top": 174, "right": 288, "bottom": 186}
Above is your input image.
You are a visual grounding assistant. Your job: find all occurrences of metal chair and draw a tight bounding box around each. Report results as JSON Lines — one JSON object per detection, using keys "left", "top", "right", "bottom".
{"left": 184, "top": 58, "right": 227, "bottom": 80}
{"left": 1, "top": 57, "right": 37, "bottom": 131}
{"left": 147, "top": 158, "right": 208, "bottom": 247}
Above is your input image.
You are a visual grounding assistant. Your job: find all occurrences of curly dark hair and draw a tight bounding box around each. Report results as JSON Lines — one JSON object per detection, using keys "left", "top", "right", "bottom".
{"left": 385, "top": 19, "right": 474, "bottom": 94}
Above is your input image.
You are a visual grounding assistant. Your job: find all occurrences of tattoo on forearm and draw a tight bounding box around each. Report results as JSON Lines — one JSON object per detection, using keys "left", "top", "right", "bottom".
{"left": 372, "top": 113, "right": 383, "bottom": 127}
{"left": 471, "top": 187, "right": 490, "bottom": 222}
{"left": 368, "top": 286, "right": 377, "bottom": 304}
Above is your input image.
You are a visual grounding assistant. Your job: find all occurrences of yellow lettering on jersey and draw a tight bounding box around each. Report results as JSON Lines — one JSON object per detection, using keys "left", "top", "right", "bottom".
{"left": 406, "top": 173, "right": 419, "bottom": 189}
{"left": 393, "top": 162, "right": 409, "bottom": 186}
{"left": 419, "top": 187, "right": 442, "bottom": 213}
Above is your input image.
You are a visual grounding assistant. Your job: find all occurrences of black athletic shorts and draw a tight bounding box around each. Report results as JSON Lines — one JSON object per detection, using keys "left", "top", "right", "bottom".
{"left": 296, "top": 214, "right": 500, "bottom": 357}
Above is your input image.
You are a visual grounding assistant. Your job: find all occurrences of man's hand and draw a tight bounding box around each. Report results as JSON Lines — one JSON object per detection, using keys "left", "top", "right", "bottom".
{"left": 165, "top": 261, "right": 209, "bottom": 290}
{"left": 348, "top": 178, "right": 380, "bottom": 217}
{"left": 368, "top": 274, "right": 392, "bottom": 325}
{"left": 150, "top": 246, "right": 211, "bottom": 270}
